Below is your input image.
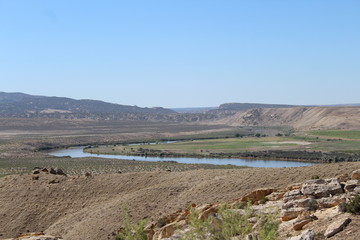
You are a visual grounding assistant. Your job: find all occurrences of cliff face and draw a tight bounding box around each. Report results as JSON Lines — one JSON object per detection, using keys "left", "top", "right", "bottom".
{"left": 218, "top": 106, "right": 360, "bottom": 130}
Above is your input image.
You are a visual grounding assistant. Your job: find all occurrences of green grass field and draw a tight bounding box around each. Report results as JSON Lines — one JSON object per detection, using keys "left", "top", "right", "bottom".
{"left": 308, "top": 130, "right": 360, "bottom": 140}
{"left": 87, "top": 133, "right": 360, "bottom": 156}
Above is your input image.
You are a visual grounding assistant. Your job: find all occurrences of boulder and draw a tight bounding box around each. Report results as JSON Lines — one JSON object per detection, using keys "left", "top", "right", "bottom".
{"left": 281, "top": 207, "right": 305, "bottom": 221}
{"left": 344, "top": 180, "right": 360, "bottom": 192}
{"left": 32, "top": 175, "right": 39, "bottom": 180}
{"left": 293, "top": 215, "right": 318, "bottom": 231}
{"left": 55, "top": 168, "right": 66, "bottom": 176}
{"left": 48, "top": 179, "right": 60, "bottom": 184}
{"left": 351, "top": 169, "right": 360, "bottom": 180}
{"left": 49, "top": 168, "right": 57, "bottom": 174}
{"left": 287, "top": 183, "right": 302, "bottom": 191}
{"left": 282, "top": 198, "right": 316, "bottom": 210}
{"left": 336, "top": 173, "right": 350, "bottom": 183}
{"left": 353, "top": 186, "right": 360, "bottom": 194}
{"left": 317, "top": 196, "right": 345, "bottom": 208}
{"left": 239, "top": 188, "right": 276, "bottom": 204}
{"left": 266, "top": 190, "right": 286, "bottom": 201}
{"left": 324, "top": 217, "right": 351, "bottom": 238}
{"left": 287, "top": 229, "right": 314, "bottom": 240}
{"left": 158, "top": 222, "right": 179, "bottom": 239}
{"left": 283, "top": 190, "right": 304, "bottom": 203}
{"left": 301, "top": 178, "right": 343, "bottom": 198}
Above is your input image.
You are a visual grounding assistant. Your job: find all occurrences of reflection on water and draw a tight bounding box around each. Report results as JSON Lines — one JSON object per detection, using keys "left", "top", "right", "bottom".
{"left": 49, "top": 147, "right": 316, "bottom": 168}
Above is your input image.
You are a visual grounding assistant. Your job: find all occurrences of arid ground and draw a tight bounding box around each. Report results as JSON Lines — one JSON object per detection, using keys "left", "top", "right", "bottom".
{"left": 1, "top": 116, "right": 360, "bottom": 239}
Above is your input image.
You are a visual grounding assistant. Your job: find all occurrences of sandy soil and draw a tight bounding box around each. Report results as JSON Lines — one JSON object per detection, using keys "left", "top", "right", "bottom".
{"left": 2, "top": 162, "right": 360, "bottom": 240}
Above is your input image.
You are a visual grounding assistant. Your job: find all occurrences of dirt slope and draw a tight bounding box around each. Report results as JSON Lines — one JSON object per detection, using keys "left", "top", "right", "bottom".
{"left": 2, "top": 162, "right": 360, "bottom": 240}
{"left": 217, "top": 106, "right": 360, "bottom": 130}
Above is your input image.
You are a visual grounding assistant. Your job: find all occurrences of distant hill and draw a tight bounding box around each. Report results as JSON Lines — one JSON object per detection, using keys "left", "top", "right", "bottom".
{"left": 217, "top": 106, "right": 360, "bottom": 130}
{"left": 172, "top": 107, "right": 217, "bottom": 113}
{"left": 0, "top": 92, "right": 175, "bottom": 117}
{"left": 217, "top": 103, "right": 298, "bottom": 111}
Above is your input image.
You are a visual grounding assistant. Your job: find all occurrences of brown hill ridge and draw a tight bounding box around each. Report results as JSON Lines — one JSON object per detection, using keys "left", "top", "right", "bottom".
{"left": 217, "top": 106, "right": 360, "bottom": 130}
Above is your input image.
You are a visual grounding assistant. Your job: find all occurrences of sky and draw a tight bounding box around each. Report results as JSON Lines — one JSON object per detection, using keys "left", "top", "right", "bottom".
{"left": 0, "top": 1, "right": 359, "bottom": 108}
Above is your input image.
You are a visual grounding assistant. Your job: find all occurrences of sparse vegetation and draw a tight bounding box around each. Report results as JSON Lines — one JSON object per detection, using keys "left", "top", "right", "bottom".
{"left": 345, "top": 195, "right": 360, "bottom": 214}
{"left": 306, "top": 199, "right": 319, "bottom": 211}
{"left": 115, "top": 208, "right": 148, "bottom": 240}
{"left": 180, "top": 203, "right": 254, "bottom": 239}
{"left": 258, "top": 212, "right": 280, "bottom": 240}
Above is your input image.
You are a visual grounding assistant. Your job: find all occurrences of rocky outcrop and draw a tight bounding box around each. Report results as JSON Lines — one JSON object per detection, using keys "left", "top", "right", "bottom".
{"left": 32, "top": 167, "right": 67, "bottom": 177}
{"left": 235, "top": 188, "right": 276, "bottom": 204}
{"left": 301, "top": 178, "right": 343, "bottom": 198}
{"left": 119, "top": 170, "right": 360, "bottom": 240}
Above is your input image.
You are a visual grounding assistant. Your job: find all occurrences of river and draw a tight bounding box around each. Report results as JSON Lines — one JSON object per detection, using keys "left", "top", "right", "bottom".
{"left": 49, "top": 147, "right": 317, "bottom": 168}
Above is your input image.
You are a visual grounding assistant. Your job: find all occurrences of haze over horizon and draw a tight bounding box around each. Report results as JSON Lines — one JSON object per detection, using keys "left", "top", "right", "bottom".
{"left": 1, "top": 1, "right": 359, "bottom": 108}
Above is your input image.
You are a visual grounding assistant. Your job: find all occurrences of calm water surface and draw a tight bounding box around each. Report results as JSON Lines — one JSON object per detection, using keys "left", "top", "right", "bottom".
{"left": 49, "top": 147, "right": 317, "bottom": 168}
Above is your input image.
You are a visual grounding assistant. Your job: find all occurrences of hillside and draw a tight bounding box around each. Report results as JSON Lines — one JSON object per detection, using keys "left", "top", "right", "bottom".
{"left": 2, "top": 163, "right": 360, "bottom": 240}
{"left": 218, "top": 106, "right": 360, "bottom": 130}
{"left": 0, "top": 92, "right": 175, "bottom": 116}
{"left": 218, "top": 102, "right": 298, "bottom": 111}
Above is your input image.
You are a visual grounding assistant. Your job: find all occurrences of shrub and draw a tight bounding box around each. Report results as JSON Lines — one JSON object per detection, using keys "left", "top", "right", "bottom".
{"left": 345, "top": 195, "right": 360, "bottom": 214}
{"left": 259, "top": 196, "right": 269, "bottom": 204}
{"left": 179, "top": 203, "right": 254, "bottom": 240}
{"left": 306, "top": 199, "right": 318, "bottom": 211}
{"left": 115, "top": 208, "right": 148, "bottom": 240}
{"left": 258, "top": 213, "right": 280, "bottom": 240}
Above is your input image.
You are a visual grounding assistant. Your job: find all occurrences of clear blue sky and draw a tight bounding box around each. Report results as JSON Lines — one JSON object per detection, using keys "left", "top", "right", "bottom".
{"left": 1, "top": 1, "right": 359, "bottom": 108}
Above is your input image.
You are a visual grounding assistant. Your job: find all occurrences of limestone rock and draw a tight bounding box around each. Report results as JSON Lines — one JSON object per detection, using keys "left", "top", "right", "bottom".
{"left": 281, "top": 207, "right": 305, "bottom": 221}
{"left": 267, "top": 190, "right": 286, "bottom": 201}
{"left": 287, "top": 229, "right": 314, "bottom": 240}
{"left": 283, "top": 189, "right": 304, "bottom": 203}
{"left": 239, "top": 188, "right": 275, "bottom": 204}
{"left": 199, "top": 205, "right": 218, "bottom": 220}
{"left": 287, "top": 183, "right": 302, "bottom": 191}
{"left": 49, "top": 168, "right": 57, "bottom": 174}
{"left": 317, "top": 196, "right": 345, "bottom": 208}
{"left": 32, "top": 175, "right": 39, "bottom": 180}
{"left": 324, "top": 217, "right": 351, "bottom": 238}
{"left": 336, "top": 173, "right": 350, "bottom": 183}
{"left": 351, "top": 169, "right": 360, "bottom": 180}
{"left": 283, "top": 198, "right": 316, "bottom": 210}
{"left": 13, "top": 232, "right": 62, "bottom": 240}
{"left": 55, "top": 168, "right": 66, "bottom": 176}
{"left": 158, "top": 222, "right": 177, "bottom": 239}
{"left": 293, "top": 215, "right": 318, "bottom": 231}
{"left": 301, "top": 178, "right": 343, "bottom": 198}
{"left": 344, "top": 180, "right": 360, "bottom": 192}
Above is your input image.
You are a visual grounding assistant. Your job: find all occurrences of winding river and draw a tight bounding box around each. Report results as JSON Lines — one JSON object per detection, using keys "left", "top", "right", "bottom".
{"left": 49, "top": 147, "right": 317, "bottom": 168}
